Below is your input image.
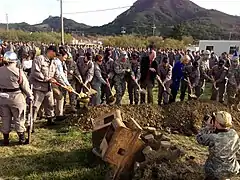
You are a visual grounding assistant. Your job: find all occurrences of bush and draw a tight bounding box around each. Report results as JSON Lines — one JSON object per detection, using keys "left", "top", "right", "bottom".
{"left": 102, "top": 35, "right": 191, "bottom": 49}
{"left": 0, "top": 29, "right": 73, "bottom": 44}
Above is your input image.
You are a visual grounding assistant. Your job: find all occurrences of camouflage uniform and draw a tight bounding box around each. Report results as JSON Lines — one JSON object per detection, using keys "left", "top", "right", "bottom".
{"left": 197, "top": 127, "right": 240, "bottom": 179}
{"left": 180, "top": 64, "right": 200, "bottom": 101}
{"left": 100, "top": 57, "right": 114, "bottom": 104}
{"left": 195, "top": 58, "right": 212, "bottom": 98}
{"left": 65, "top": 57, "right": 81, "bottom": 109}
{"left": 227, "top": 64, "right": 240, "bottom": 109}
{"left": 127, "top": 61, "right": 141, "bottom": 105}
{"left": 113, "top": 58, "right": 131, "bottom": 105}
{"left": 210, "top": 65, "right": 228, "bottom": 102}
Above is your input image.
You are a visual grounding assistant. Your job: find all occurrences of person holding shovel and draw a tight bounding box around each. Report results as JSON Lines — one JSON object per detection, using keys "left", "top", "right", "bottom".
{"left": 210, "top": 59, "right": 228, "bottom": 103}
{"left": 30, "top": 46, "right": 65, "bottom": 126}
{"left": 91, "top": 55, "right": 108, "bottom": 106}
{"left": 196, "top": 111, "right": 240, "bottom": 180}
{"left": 157, "top": 57, "right": 172, "bottom": 105}
{"left": 180, "top": 60, "right": 200, "bottom": 101}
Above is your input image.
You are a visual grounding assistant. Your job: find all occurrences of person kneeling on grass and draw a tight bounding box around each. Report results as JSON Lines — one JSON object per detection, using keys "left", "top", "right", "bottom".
{"left": 196, "top": 111, "right": 240, "bottom": 180}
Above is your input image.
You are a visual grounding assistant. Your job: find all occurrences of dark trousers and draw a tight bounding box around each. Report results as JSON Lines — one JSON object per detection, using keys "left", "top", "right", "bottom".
{"left": 127, "top": 80, "right": 139, "bottom": 105}
{"left": 140, "top": 79, "right": 153, "bottom": 104}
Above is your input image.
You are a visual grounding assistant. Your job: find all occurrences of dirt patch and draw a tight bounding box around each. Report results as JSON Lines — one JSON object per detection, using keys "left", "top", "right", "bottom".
{"left": 68, "top": 100, "right": 240, "bottom": 135}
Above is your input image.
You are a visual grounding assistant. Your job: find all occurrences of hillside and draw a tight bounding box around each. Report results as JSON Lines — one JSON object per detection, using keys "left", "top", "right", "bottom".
{"left": 1, "top": 0, "right": 240, "bottom": 40}
{"left": 88, "top": 0, "right": 240, "bottom": 39}
{"left": 0, "top": 16, "right": 90, "bottom": 33}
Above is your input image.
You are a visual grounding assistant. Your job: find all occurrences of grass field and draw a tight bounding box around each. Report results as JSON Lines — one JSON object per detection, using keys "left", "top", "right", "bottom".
{"left": 0, "top": 83, "right": 213, "bottom": 179}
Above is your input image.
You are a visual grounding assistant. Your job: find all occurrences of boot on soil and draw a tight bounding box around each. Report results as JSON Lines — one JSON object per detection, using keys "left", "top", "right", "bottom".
{"left": 17, "top": 132, "right": 25, "bottom": 145}
{"left": 70, "top": 105, "right": 77, "bottom": 113}
{"left": 3, "top": 134, "right": 9, "bottom": 146}
{"left": 46, "top": 118, "right": 56, "bottom": 126}
{"left": 55, "top": 116, "right": 67, "bottom": 122}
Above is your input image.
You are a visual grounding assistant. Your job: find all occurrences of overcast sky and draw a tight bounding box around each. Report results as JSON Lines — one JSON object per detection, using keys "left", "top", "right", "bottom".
{"left": 0, "top": 0, "right": 239, "bottom": 26}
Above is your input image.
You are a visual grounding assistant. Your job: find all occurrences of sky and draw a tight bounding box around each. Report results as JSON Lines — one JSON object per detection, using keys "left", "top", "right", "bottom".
{"left": 0, "top": 0, "right": 239, "bottom": 26}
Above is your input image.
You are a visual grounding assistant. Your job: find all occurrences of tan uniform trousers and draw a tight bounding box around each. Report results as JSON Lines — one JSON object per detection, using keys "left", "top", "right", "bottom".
{"left": 52, "top": 84, "right": 64, "bottom": 116}
{"left": 0, "top": 93, "right": 26, "bottom": 134}
{"left": 33, "top": 90, "right": 54, "bottom": 121}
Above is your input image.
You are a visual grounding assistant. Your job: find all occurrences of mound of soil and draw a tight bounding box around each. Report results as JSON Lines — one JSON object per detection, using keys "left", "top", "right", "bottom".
{"left": 68, "top": 100, "right": 240, "bottom": 135}
{"left": 133, "top": 159, "right": 204, "bottom": 180}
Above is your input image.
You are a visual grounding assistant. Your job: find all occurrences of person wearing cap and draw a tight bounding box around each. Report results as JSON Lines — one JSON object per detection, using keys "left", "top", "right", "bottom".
{"left": 29, "top": 46, "right": 65, "bottom": 126}
{"left": 157, "top": 57, "right": 172, "bottom": 105}
{"left": 91, "top": 55, "right": 108, "bottom": 106}
{"left": 126, "top": 53, "right": 141, "bottom": 105}
{"left": 65, "top": 52, "right": 82, "bottom": 112}
{"left": 169, "top": 55, "right": 190, "bottom": 103}
{"left": 0, "top": 51, "right": 33, "bottom": 145}
{"left": 180, "top": 60, "right": 200, "bottom": 101}
{"left": 113, "top": 51, "right": 131, "bottom": 105}
{"left": 100, "top": 48, "right": 115, "bottom": 104}
{"left": 196, "top": 111, "right": 240, "bottom": 180}
{"left": 210, "top": 59, "right": 228, "bottom": 103}
{"left": 227, "top": 54, "right": 240, "bottom": 111}
{"left": 76, "top": 51, "right": 94, "bottom": 108}
{"left": 209, "top": 52, "right": 219, "bottom": 69}
{"left": 140, "top": 47, "right": 158, "bottom": 104}
{"left": 195, "top": 50, "right": 212, "bottom": 98}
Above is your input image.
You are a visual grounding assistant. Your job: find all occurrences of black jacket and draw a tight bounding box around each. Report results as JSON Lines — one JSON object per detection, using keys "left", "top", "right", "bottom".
{"left": 140, "top": 56, "right": 158, "bottom": 84}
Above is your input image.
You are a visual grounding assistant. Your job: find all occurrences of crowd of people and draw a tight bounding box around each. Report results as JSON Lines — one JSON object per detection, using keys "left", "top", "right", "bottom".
{"left": 0, "top": 41, "right": 240, "bottom": 180}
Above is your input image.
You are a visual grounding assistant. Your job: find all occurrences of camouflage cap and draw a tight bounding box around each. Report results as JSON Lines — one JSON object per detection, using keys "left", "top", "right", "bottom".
{"left": 213, "top": 111, "right": 232, "bottom": 128}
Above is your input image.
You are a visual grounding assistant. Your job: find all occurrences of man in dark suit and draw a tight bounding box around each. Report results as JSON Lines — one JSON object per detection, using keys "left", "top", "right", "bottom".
{"left": 140, "top": 48, "right": 158, "bottom": 104}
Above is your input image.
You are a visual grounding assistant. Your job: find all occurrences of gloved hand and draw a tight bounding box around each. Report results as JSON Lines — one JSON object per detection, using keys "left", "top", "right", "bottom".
{"left": 66, "top": 86, "right": 74, "bottom": 92}
{"left": 26, "top": 96, "right": 34, "bottom": 105}
{"left": 149, "top": 68, "right": 156, "bottom": 72}
{"left": 124, "top": 68, "right": 131, "bottom": 73}
{"left": 69, "top": 70, "right": 74, "bottom": 75}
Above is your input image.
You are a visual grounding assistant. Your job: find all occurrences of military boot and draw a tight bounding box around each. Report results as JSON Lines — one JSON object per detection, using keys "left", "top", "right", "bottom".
{"left": 3, "top": 134, "right": 9, "bottom": 146}
{"left": 47, "top": 117, "right": 56, "bottom": 126}
{"left": 17, "top": 132, "right": 25, "bottom": 145}
{"left": 70, "top": 105, "right": 77, "bottom": 113}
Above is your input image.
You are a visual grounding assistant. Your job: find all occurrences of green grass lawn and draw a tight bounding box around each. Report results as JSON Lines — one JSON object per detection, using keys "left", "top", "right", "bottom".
{"left": 0, "top": 83, "right": 213, "bottom": 179}
{"left": 0, "top": 125, "right": 108, "bottom": 180}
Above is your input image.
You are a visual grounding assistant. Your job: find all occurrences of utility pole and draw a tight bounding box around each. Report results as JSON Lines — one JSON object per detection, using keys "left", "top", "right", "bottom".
{"left": 229, "top": 32, "right": 232, "bottom": 40}
{"left": 152, "top": 24, "right": 156, "bottom": 36}
{"left": 60, "top": 0, "right": 65, "bottom": 45}
{"left": 6, "top": 14, "right": 9, "bottom": 32}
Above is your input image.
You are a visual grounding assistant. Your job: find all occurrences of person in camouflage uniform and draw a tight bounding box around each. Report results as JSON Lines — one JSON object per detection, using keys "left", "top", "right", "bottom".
{"left": 113, "top": 51, "right": 131, "bottom": 105}
{"left": 196, "top": 111, "right": 240, "bottom": 180}
{"left": 65, "top": 53, "right": 82, "bottom": 112}
{"left": 210, "top": 59, "right": 228, "bottom": 103}
{"left": 180, "top": 61, "right": 200, "bottom": 101}
{"left": 227, "top": 55, "right": 240, "bottom": 111}
{"left": 127, "top": 53, "right": 141, "bottom": 105}
{"left": 195, "top": 50, "right": 213, "bottom": 98}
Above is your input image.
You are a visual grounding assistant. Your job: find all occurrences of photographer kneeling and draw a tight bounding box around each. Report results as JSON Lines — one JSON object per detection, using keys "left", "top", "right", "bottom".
{"left": 196, "top": 111, "right": 240, "bottom": 180}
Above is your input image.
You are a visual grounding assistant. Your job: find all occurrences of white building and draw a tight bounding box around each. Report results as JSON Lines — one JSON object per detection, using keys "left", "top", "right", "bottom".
{"left": 199, "top": 40, "right": 240, "bottom": 56}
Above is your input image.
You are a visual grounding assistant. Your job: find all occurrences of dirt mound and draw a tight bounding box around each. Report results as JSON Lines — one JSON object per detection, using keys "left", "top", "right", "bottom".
{"left": 68, "top": 100, "right": 240, "bottom": 135}
{"left": 133, "top": 159, "right": 204, "bottom": 180}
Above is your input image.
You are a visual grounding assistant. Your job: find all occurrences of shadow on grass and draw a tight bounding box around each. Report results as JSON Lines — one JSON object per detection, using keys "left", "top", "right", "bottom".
{"left": 0, "top": 148, "right": 107, "bottom": 179}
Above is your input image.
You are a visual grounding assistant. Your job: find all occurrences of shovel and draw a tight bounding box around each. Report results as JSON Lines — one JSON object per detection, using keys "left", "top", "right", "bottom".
{"left": 106, "top": 79, "right": 116, "bottom": 105}
{"left": 69, "top": 72, "right": 98, "bottom": 96}
{"left": 53, "top": 81, "right": 87, "bottom": 99}
{"left": 132, "top": 76, "right": 147, "bottom": 94}
{"left": 184, "top": 77, "right": 198, "bottom": 100}
{"left": 156, "top": 75, "right": 172, "bottom": 97}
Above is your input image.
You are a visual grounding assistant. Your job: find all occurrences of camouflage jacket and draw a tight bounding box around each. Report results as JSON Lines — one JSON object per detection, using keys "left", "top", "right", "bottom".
{"left": 196, "top": 127, "right": 240, "bottom": 178}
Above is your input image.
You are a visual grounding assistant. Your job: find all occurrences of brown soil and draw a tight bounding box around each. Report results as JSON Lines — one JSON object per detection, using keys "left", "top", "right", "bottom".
{"left": 68, "top": 100, "right": 240, "bottom": 135}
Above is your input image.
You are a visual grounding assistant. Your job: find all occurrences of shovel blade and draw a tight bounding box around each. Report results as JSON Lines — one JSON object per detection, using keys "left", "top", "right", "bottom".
{"left": 140, "top": 89, "right": 147, "bottom": 94}
{"left": 189, "top": 94, "right": 197, "bottom": 99}
{"left": 87, "top": 88, "right": 98, "bottom": 96}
